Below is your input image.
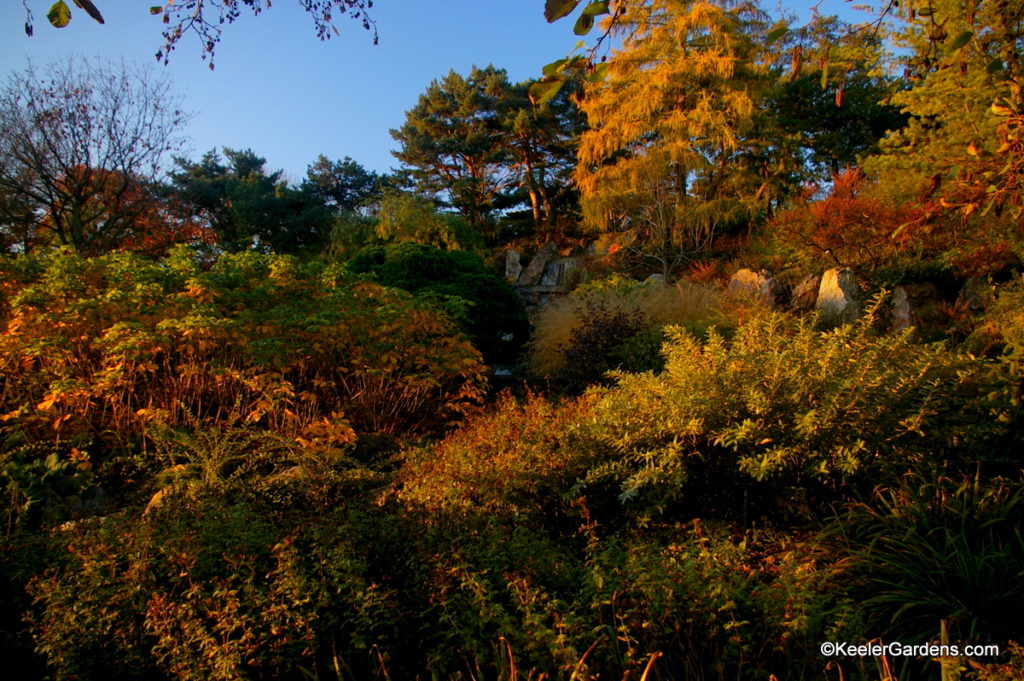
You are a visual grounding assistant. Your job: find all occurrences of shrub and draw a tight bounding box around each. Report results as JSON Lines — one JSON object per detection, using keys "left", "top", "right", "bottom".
{"left": 0, "top": 247, "right": 485, "bottom": 525}
{"left": 828, "top": 475, "right": 1024, "bottom": 647}
{"left": 528, "top": 277, "right": 724, "bottom": 382}
{"left": 398, "top": 391, "right": 601, "bottom": 520}
{"left": 584, "top": 302, "right": 1005, "bottom": 521}
{"left": 28, "top": 492, "right": 399, "bottom": 681}
{"left": 347, "top": 243, "right": 529, "bottom": 363}
{"left": 580, "top": 525, "right": 859, "bottom": 680}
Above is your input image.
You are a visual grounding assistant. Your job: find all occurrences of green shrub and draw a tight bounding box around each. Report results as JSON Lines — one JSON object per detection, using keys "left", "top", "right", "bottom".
{"left": 528, "top": 278, "right": 724, "bottom": 384}
{"left": 347, "top": 243, "right": 529, "bottom": 363}
{"left": 828, "top": 475, "right": 1024, "bottom": 647}
{"left": 585, "top": 302, "right": 1005, "bottom": 521}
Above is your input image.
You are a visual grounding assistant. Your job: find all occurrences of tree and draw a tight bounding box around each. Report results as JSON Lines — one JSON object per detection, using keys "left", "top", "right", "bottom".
{"left": 23, "top": 1, "right": 377, "bottom": 68}
{"left": 574, "top": 0, "right": 778, "bottom": 277}
{"left": 391, "top": 66, "right": 518, "bottom": 237}
{"left": 0, "top": 57, "right": 189, "bottom": 254}
{"left": 863, "top": 0, "right": 1024, "bottom": 219}
{"left": 301, "top": 155, "right": 381, "bottom": 214}
{"left": 500, "top": 82, "right": 584, "bottom": 240}
{"left": 170, "top": 147, "right": 334, "bottom": 254}
{"left": 392, "top": 65, "right": 584, "bottom": 242}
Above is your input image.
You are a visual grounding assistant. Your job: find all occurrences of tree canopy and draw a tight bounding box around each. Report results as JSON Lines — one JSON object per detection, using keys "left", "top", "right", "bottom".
{"left": 0, "top": 57, "right": 189, "bottom": 254}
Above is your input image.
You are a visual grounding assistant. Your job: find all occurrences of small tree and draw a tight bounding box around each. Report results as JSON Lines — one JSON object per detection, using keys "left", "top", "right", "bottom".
{"left": 0, "top": 57, "right": 188, "bottom": 254}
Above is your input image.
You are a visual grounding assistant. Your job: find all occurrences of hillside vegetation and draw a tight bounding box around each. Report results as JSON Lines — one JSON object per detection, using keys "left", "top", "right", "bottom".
{"left": 3, "top": 1, "right": 1024, "bottom": 679}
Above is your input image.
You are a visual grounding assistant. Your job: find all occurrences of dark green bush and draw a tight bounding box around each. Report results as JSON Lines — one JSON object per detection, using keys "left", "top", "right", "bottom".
{"left": 347, "top": 243, "right": 529, "bottom": 363}
{"left": 828, "top": 475, "right": 1024, "bottom": 647}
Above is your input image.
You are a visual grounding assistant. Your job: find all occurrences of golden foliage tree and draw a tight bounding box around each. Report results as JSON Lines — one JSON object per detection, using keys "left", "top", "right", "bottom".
{"left": 575, "top": 0, "right": 775, "bottom": 276}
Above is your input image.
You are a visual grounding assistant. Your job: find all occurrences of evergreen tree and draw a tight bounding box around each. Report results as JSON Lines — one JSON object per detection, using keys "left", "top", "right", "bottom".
{"left": 391, "top": 66, "right": 516, "bottom": 237}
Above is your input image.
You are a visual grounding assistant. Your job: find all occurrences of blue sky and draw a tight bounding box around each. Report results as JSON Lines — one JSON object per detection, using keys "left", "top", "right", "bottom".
{"left": 1, "top": 2, "right": 868, "bottom": 184}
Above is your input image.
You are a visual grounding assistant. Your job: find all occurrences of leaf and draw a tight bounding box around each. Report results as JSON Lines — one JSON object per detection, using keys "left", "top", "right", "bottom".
{"left": 47, "top": 1, "right": 72, "bottom": 28}
{"left": 544, "top": 0, "right": 581, "bottom": 22}
{"left": 150, "top": 6, "right": 163, "bottom": 15}
{"left": 581, "top": 1, "right": 610, "bottom": 17}
{"left": 766, "top": 22, "right": 789, "bottom": 45}
{"left": 542, "top": 58, "right": 568, "bottom": 77}
{"left": 574, "top": 13, "right": 595, "bottom": 35}
{"left": 529, "top": 77, "right": 566, "bottom": 106}
{"left": 949, "top": 30, "right": 973, "bottom": 49}
{"left": 820, "top": 60, "right": 830, "bottom": 90}
{"left": 587, "top": 62, "right": 609, "bottom": 83}
{"left": 73, "top": 0, "right": 104, "bottom": 24}
{"left": 987, "top": 58, "right": 1004, "bottom": 74}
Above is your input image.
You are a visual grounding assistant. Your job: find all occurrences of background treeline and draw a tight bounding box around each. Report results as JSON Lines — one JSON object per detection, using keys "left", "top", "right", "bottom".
{"left": 2, "top": 0, "right": 1024, "bottom": 680}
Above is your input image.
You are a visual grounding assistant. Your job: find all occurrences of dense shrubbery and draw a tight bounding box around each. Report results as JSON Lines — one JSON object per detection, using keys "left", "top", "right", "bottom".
{"left": 10, "top": 289, "right": 1024, "bottom": 680}
{"left": 528, "top": 277, "right": 724, "bottom": 388}
{"left": 587, "top": 302, "right": 1006, "bottom": 521}
{"left": 347, "top": 243, "right": 529, "bottom": 364}
{"left": 0, "top": 248, "right": 485, "bottom": 530}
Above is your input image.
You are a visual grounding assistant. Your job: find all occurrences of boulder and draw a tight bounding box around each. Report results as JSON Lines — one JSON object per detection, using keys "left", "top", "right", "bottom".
{"left": 504, "top": 249, "right": 523, "bottom": 282}
{"left": 516, "top": 241, "right": 559, "bottom": 287}
{"left": 816, "top": 268, "right": 861, "bottom": 324}
{"left": 728, "top": 268, "right": 779, "bottom": 305}
{"left": 892, "top": 285, "right": 913, "bottom": 333}
{"left": 790, "top": 274, "right": 821, "bottom": 312}
{"left": 539, "top": 256, "right": 582, "bottom": 289}
{"left": 958, "top": 277, "right": 994, "bottom": 313}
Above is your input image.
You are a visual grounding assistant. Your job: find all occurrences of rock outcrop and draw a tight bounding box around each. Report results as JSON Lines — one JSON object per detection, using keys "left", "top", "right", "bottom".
{"left": 815, "top": 268, "right": 861, "bottom": 325}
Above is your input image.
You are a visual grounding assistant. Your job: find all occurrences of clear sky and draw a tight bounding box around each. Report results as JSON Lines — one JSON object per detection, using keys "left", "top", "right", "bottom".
{"left": 1, "top": 2, "right": 867, "bottom": 184}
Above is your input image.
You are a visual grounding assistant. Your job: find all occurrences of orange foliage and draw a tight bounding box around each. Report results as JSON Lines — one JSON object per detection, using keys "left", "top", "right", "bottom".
{"left": 768, "top": 168, "right": 933, "bottom": 270}
{"left": 47, "top": 165, "right": 215, "bottom": 255}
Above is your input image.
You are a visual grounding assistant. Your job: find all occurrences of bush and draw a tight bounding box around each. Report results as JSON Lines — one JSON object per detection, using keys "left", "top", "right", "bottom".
{"left": 528, "top": 277, "right": 724, "bottom": 384}
{"left": 398, "top": 391, "right": 602, "bottom": 520}
{"left": 827, "top": 475, "right": 1024, "bottom": 648}
{"left": 584, "top": 302, "right": 1005, "bottom": 521}
{"left": 0, "top": 248, "right": 485, "bottom": 528}
{"left": 347, "top": 243, "right": 529, "bottom": 364}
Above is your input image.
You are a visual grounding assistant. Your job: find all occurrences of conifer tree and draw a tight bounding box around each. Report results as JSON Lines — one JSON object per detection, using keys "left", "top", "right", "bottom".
{"left": 575, "top": 0, "right": 776, "bottom": 276}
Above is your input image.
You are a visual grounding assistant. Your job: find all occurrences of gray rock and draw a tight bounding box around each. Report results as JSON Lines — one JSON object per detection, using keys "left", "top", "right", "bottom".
{"left": 516, "top": 241, "right": 559, "bottom": 287}
{"left": 644, "top": 273, "right": 667, "bottom": 286}
{"left": 816, "top": 268, "right": 861, "bottom": 324}
{"left": 539, "top": 256, "right": 582, "bottom": 289}
{"left": 790, "top": 274, "right": 821, "bottom": 312}
{"left": 958, "top": 277, "right": 994, "bottom": 312}
{"left": 728, "top": 268, "right": 779, "bottom": 305}
{"left": 892, "top": 285, "right": 913, "bottom": 333}
{"left": 504, "top": 249, "right": 523, "bottom": 282}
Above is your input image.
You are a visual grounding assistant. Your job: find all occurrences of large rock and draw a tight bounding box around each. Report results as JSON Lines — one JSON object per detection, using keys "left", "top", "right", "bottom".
{"left": 892, "top": 282, "right": 945, "bottom": 337}
{"left": 539, "top": 256, "right": 582, "bottom": 289}
{"left": 790, "top": 274, "right": 821, "bottom": 312}
{"left": 516, "top": 241, "right": 559, "bottom": 287}
{"left": 504, "top": 249, "right": 523, "bottom": 282}
{"left": 816, "top": 268, "right": 861, "bottom": 325}
{"left": 958, "top": 277, "right": 994, "bottom": 313}
{"left": 892, "top": 285, "right": 913, "bottom": 333}
{"left": 728, "top": 268, "right": 779, "bottom": 305}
